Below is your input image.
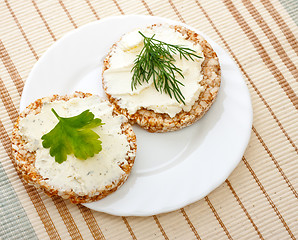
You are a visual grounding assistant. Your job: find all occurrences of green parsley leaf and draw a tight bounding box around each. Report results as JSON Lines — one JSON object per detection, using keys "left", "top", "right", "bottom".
{"left": 41, "top": 108, "right": 104, "bottom": 164}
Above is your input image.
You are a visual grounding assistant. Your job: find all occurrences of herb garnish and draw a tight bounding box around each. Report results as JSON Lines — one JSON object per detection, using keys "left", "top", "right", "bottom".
{"left": 131, "top": 31, "right": 202, "bottom": 104}
{"left": 41, "top": 108, "right": 104, "bottom": 164}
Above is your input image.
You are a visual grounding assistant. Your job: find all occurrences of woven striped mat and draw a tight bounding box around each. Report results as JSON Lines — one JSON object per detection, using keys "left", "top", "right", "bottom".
{"left": 1, "top": 0, "right": 297, "bottom": 239}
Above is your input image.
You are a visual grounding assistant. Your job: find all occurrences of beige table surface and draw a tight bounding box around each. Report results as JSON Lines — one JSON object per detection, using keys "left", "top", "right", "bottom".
{"left": 0, "top": 0, "right": 297, "bottom": 239}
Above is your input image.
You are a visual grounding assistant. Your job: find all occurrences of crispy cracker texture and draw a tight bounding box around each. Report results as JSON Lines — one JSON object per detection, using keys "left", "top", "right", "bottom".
{"left": 11, "top": 92, "right": 137, "bottom": 204}
{"left": 102, "top": 24, "right": 221, "bottom": 132}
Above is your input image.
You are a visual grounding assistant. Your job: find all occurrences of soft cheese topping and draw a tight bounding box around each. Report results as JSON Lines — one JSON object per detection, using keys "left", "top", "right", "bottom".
{"left": 103, "top": 25, "right": 205, "bottom": 118}
{"left": 19, "top": 96, "right": 132, "bottom": 195}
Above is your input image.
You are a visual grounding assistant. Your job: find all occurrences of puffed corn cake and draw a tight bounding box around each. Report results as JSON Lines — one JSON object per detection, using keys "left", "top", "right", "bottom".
{"left": 11, "top": 92, "right": 137, "bottom": 204}
{"left": 102, "top": 24, "right": 221, "bottom": 132}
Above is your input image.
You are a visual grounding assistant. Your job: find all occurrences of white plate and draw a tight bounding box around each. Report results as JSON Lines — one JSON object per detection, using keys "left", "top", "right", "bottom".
{"left": 21, "top": 15, "right": 253, "bottom": 216}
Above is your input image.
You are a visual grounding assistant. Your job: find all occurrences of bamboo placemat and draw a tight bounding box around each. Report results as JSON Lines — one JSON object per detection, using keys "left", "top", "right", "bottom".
{"left": 0, "top": 0, "right": 297, "bottom": 239}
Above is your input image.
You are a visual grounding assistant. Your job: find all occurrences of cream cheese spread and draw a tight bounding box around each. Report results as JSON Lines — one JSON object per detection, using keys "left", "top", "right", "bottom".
{"left": 19, "top": 96, "right": 132, "bottom": 195}
{"left": 103, "top": 25, "right": 205, "bottom": 118}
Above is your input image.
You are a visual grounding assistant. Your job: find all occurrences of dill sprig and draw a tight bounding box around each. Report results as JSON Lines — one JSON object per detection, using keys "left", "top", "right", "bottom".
{"left": 131, "top": 31, "right": 202, "bottom": 104}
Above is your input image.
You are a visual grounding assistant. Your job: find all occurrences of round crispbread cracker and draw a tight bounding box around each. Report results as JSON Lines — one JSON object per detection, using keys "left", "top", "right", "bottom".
{"left": 11, "top": 92, "right": 137, "bottom": 204}
{"left": 102, "top": 24, "right": 221, "bottom": 132}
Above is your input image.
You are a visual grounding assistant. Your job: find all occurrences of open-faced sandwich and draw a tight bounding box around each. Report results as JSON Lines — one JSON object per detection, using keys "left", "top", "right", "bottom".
{"left": 102, "top": 24, "right": 221, "bottom": 132}
{"left": 11, "top": 92, "right": 137, "bottom": 204}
